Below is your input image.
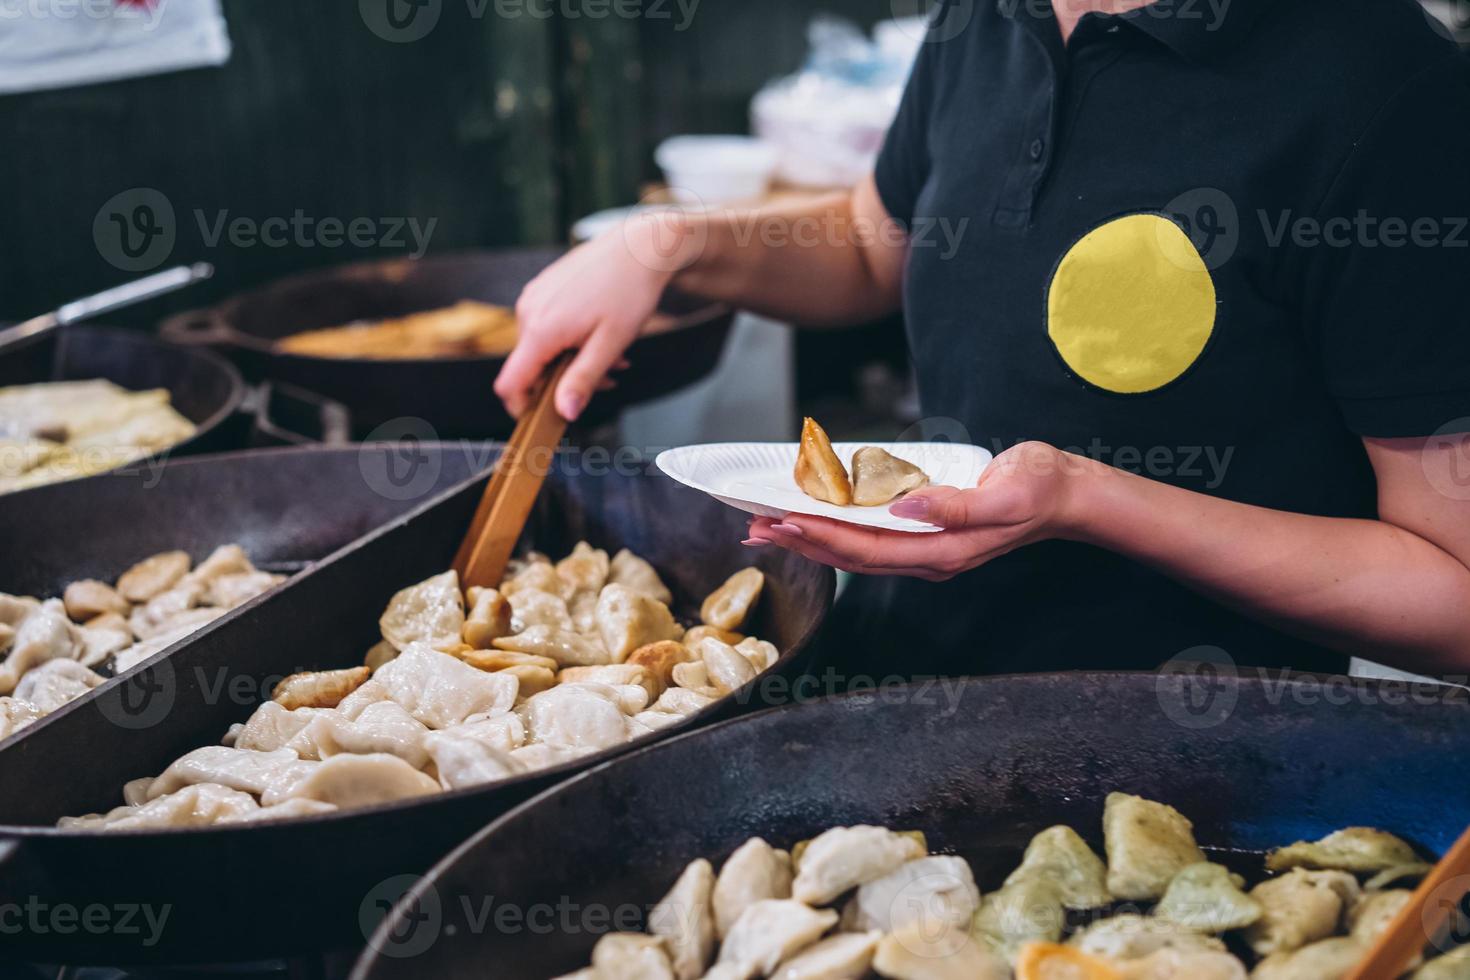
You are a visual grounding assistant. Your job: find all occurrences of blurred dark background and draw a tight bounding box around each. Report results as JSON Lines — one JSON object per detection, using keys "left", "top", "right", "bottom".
{"left": 0, "top": 0, "right": 899, "bottom": 320}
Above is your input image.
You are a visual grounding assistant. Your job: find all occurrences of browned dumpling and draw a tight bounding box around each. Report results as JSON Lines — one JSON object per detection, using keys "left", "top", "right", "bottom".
{"left": 850, "top": 446, "right": 930, "bottom": 506}
{"left": 793, "top": 417, "right": 851, "bottom": 506}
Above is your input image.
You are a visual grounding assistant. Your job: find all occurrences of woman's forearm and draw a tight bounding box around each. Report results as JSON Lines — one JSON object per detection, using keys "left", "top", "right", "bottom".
{"left": 671, "top": 177, "right": 905, "bottom": 326}
{"left": 1067, "top": 456, "right": 1470, "bottom": 674}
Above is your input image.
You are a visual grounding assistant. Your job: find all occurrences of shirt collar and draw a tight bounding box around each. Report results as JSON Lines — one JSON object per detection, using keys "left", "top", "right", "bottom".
{"left": 997, "top": 0, "right": 1269, "bottom": 63}
{"left": 1114, "top": 0, "right": 1268, "bottom": 62}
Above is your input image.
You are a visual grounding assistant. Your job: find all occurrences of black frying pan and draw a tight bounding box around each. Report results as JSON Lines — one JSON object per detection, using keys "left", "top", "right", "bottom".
{"left": 158, "top": 249, "right": 735, "bottom": 439}
{"left": 0, "top": 444, "right": 478, "bottom": 597}
{"left": 0, "top": 324, "right": 248, "bottom": 478}
{"left": 351, "top": 672, "right": 1470, "bottom": 979}
{"left": 0, "top": 453, "right": 834, "bottom": 965}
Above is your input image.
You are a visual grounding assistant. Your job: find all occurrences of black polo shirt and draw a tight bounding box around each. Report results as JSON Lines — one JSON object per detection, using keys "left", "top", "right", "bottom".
{"left": 830, "top": 0, "right": 1470, "bottom": 679}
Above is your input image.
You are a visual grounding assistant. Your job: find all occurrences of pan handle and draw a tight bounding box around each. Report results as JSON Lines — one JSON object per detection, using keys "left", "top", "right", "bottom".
{"left": 158, "top": 308, "right": 236, "bottom": 348}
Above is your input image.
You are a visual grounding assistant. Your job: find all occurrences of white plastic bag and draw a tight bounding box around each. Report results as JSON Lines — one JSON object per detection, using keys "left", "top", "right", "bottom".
{"left": 0, "top": 0, "right": 231, "bottom": 95}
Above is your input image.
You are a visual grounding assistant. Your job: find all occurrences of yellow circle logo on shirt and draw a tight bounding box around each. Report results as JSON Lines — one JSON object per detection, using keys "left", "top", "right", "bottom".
{"left": 1046, "top": 213, "right": 1217, "bottom": 395}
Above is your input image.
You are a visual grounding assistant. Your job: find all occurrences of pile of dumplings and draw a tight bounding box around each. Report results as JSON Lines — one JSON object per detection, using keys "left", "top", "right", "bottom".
{"left": 61, "top": 543, "right": 777, "bottom": 830}
{"left": 554, "top": 792, "right": 1465, "bottom": 980}
{"left": 1, "top": 545, "right": 283, "bottom": 741}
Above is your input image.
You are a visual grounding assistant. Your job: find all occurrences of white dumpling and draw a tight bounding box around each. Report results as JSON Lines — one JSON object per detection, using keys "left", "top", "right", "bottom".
{"left": 609, "top": 548, "right": 673, "bottom": 605}
{"left": 261, "top": 752, "right": 440, "bottom": 808}
{"left": 713, "top": 837, "right": 794, "bottom": 939}
{"left": 698, "top": 638, "right": 757, "bottom": 694}
{"left": 649, "top": 858, "right": 716, "bottom": 980}
{"left": 1120, "top": 948, "right": 1248, "bottom": 980}
{"left": 296, "top": 701, "right": 431, "bottom": 769}
{"left": 1068, "top": 913, "right": 1225, "bottom": 961}
{"left": 713, "top": 900, "right": 838, "bottom": 980}
{"left": 845, "top": 855, "right": 978, "bottom": 935}
{"left": 596, "top": 584, "right": 683, "bottom": 662}
{"left": 771, "top": 930, "right": 880, "bottom": 980}
{"left": 1244, "top": 868, "right": 1360, "bottom": 957}
{"left": 446, "top": 711, "right": 527, "bottom": 753}
{"left": 207, "top": 570, "right": 284, "bottom": 609}
{"left": 590, "top": 932, "right": 675, "bottom": 980}
{"left": 232, "top": 701, "right": 325, "bottom": 752}
{"left": 146, "top": 746, "right": 309, "bottom": 801}
{"left": 509, "top": 589, "right": 573, "bottom": 634}
{"left": 651, "top": 687, "right": 715, "bottom": 716}
{"left": 76, "top": 619, "right": 132, "bottom": 668}
{"left": 13, "top": 658, "right": 104, "bottom": 713}
{"left": 1412, "top": 945, "right": 1470, "bottom": 980}
{"left": 1154, "top": 862, "right": 1262, "bottom": 933}
{"left": 0, "top": 697, "right": 44, "bottom": 739}
{"left": 1267, "top": 827, "right": 1423, "bottom": 874}
{"left": 218, "top": 798, "right": 338, "bottom": 824}
{"left": 378, "top": 570, "right": 465, "bottom": 652}
{"left": 179, "top": 543, "right": 252, "bottom": 587}
{"left": 373, "top": 643, "right": 518, "bottom": 729}
{"left": 734, "top": 637, "right": 779, "bottom": 673}
{"left": 506, "top": 742, "right": 582, "bottom": 772}
{"left": 493, "top": 625, "right": 612, "bottom": 667}
{"left": 336, "top": 678, "right": 392, "bottom": 719}
{"left": 556, "top": 542, "right": 610, "bottom": 595}
{"left": 1103, "top": 792, "right": 1207, "bottom": 901}
{"left": 791, "top": 825, "right": 927, "bottom": 905}
{"left": 516, "top": 683, "right": 631, "bottom": 753}
{"left": 500, "top": 560, "right": 572, "bottom": 600}
{"left": 1003, "top": 824, "right": 1112, "bottom": 909}
{"left": 0, "top": 599, "right": 80, "bottom": 694}
{"left": 871, "top": 925, "right": 1010, "bottom": 980}
{"left": 128, "top": 579, "right": 205, "bottom": 640}
{"left": 422, "top": 728, "right": 525, "bottom": 790}
{"left": 700, "top": 568, "right": 764, "bottom": 632}
{"left": 971, "top": 877, "right": 1065, "bottom": 963}
{"left": 1251, "top": 937, "right": 1367, "bottom": 980}
{"left": 58, "top": 783, "right": 260, "bottom": 831}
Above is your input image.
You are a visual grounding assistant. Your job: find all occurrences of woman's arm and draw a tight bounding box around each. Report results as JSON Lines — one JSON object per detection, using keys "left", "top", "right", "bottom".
{"left": 495, "top": 175, "right": 905, "bottom": 420}
{"left": 746, "top": 435, "right": 1470, "bottom": 676}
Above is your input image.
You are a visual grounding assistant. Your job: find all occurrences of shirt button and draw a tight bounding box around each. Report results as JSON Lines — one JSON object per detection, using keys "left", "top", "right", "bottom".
{"left": 1029, "top": 138, "right": 1046, "bottom": 161}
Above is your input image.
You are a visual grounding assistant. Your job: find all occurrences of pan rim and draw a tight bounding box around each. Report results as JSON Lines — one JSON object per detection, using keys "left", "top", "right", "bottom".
{"left": 348, "top": 668, "right": 1470, "bottom": 978}
{"left": 0, "top": 446, "right": 836, "bottom": 838}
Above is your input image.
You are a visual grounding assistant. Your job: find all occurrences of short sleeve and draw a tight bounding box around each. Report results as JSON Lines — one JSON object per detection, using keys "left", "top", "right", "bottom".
{"left": 1298, "top": 52, "right": 1470, "bottom": 438}
{"left": 873, "top": 7, "right": 950, "bottom": 227}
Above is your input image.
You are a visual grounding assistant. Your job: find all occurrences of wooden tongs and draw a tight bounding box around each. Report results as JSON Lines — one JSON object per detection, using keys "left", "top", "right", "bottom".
{"left": 452, "top": 355, "right": 572, "bottom": 589}
{"left": 1345, "top": 823, "right": 1470, "bottom": 980}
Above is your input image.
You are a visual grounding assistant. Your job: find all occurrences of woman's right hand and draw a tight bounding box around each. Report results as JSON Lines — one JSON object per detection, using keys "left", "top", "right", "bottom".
{"left": 494, "top": 211, "right": 701, "bottom": 421}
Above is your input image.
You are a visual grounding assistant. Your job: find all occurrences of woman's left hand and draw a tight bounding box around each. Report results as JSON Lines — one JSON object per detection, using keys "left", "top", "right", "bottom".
{"left": 743, "top": 441, "right": 1088, "bottom": 581}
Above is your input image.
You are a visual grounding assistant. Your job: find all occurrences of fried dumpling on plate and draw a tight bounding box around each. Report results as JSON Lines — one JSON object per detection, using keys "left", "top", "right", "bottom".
{"left": 850, "top": 446, "right": 929, "bottom": 506}
{"left": 793, "top": 417, "right": 851, "bottom": 506}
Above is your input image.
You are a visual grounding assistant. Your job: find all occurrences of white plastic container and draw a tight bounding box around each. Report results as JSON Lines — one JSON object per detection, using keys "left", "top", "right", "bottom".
{"left": 654, "top": 135, "right": 779, "bottom": 206}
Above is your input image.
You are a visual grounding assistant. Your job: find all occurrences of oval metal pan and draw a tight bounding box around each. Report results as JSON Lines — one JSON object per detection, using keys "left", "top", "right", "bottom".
{"left": 352, "top": 672, "right": 1470, "bottom": 979}
{"left": 0, "top": 444, "right": 478, "bottom": 597}
{"left": 0, "top": 324, "right": 249, "bottom": 479}
{"left": 0, "top": 454, "right": 834, "bottom": 965}
{"left": 159, "top": 249, "right": 735, "bottom": 439}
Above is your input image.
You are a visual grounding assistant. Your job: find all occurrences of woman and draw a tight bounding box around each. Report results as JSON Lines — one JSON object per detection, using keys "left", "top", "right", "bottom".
{"left": 498, "top": 0, "right": 1470, "bottom": 682}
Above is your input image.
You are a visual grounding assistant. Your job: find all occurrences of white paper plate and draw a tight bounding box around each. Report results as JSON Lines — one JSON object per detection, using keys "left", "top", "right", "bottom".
{"left": 655, "top": 442, "right": 992, "bottom": 533}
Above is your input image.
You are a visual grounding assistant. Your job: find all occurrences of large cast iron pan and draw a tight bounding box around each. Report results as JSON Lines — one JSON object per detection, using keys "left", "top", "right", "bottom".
{"left": 0, "top": 454, "right": 833, "bottom": 965}
{"left": 0, "top": 445, "right": 478, "bottom": 598}
{"left": 353, "top": 672, "right": 1470, "bottom": 978}
{"left": 159, "top": 249, "right": 735, "bottom": 439}
{"left": 0, "top": 324, "right": 248, "bottom": 479}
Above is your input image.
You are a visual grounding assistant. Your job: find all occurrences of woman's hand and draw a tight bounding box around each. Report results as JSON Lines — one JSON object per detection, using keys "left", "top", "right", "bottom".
{"left": 494, "top": 212, "right": 702, "bottom": 420}
{"left": 744, "top": 442, "right": 1087, "bottom": 580}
